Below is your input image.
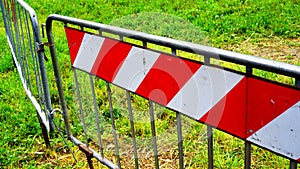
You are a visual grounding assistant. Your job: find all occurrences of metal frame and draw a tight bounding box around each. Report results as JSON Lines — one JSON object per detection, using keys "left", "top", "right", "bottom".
{"left": 2, "top": 0, "right": 298, "bottom": 168}
{"left": 0, "top": 0, "right": 53, "bottom": 145}
{"left": 46, "top": 14, "right": 300, "bottom": 169}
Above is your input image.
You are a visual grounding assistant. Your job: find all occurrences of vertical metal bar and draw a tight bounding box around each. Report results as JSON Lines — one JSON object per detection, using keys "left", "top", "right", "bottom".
{"left": 17, "top": 3, "right": 25, "bottom": 75}
{"left": 204, "top": 55, "right": 214, "bottom": 169}
{"left": 296, "top": 78, "right": 300, "bottom": 88}
{"left": 290, "top": 78, "right": 299, "bottom": 169}
{"left": 207, "top": 125, "right": 214, "bottom": 169}
{"left": 73, "top": 69, "right": 89, "bottom": 147}
{"left": 172, "top": 48, "right": 184, "bottom": 169}
{"left": 126, "top": 91, "right": 139, "bottom": 169}
{"left": 27, "top": 3, "right": 53, "bottom": 131}
{"left": 0, "top": 0, "right": 9, "bottom": 39}
{"left": 25, "top": 11, "right": 40, "bottom": 99}
{"left": 13, "top": 1, "right": 23, "bottom": 75}
{"left": 149, "top": 101, "right": 159, "bottom": 169}
{"left": 46, "top": 20, "right": 72, "bottom": 137}
{"left": 106, "top": 82, "right": 121, "bottom": 169}
{"left": 142, "top": 40, "right": 159, "bottom": 168}
{"left": 289, "top": 160, "right": 297, "bottom": 169}
{"left": 19, "top": 5, "right": 32, "bottom": 92}
{"left": 21, "top": 7, "right": 33, "bottom": 92}
{"left": 6, "top": 0, "right": 17, "bottom": 55}
{"left": 244, "top": 141, "right": 251, "bottom": 169}
{"left": 176, "top": 111, "right": 184, "bottom": 169}
{"left": 245, "top": 66, "right": 252, "bottom": 169}
{"left": 75, "top": 70, "right": 94, "bottom": 169}
{"left": 89, "top": 75, "right": 104, "bottom": 158}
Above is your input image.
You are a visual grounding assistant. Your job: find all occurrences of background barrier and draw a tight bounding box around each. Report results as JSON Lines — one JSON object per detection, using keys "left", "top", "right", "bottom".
{"left": 0, "top": 0, "right": 52, "bottom": 146}
{"left": 46, "top": 14, "right": 300, "bottom": 168}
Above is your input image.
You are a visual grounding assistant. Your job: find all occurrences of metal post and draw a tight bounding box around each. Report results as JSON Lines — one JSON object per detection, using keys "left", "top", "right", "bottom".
{"left": 149, "top": 101, "right": 159, "bottom": 169}
{"left": 245, "top": 66, "right": 252, "bottom": 169}
{"left": 289, "top": 160, "right": 297, "bottom": 169}
{"left": 204, "top": 54, "right": 214, "bottom": 169}
{"left": 172, "top": 48, "right": 184, "bottom": 169}
{"left": 176, "top": 112, "right": 184, "bottom": 169}
{"left": 290, "top": 78, "right": 300, "bottom": 169}
{"left": 126, "top": 91, "right": 139, "bottom": 169}
{"left": 46, "top": 18, "right": 72, "bottom": 138}
{"left": 106, "top": 82, "right": 121, "bottom": 169}
{"left": 73, "top": 69, "right": 89, "bottom": 146}
{"left": 90, "top": 75, "right": 104, "bottom": 158}
{"left": 207, "top": 125, "right": 214, "bottom": 169}
{"left": 244, "top": 141, "right": 251, "bottom": 169}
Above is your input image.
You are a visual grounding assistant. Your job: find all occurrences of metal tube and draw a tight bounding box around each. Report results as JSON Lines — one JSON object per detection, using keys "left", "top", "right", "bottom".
{"left": 18, "top": 0, "right": 54, "bottom": 131}
{"left": 70, "top": 136, "right": 118, "bottom": 169}
{"left": 172, "top": 48, "right": 184, "bottom": 169}
{"left": 290, "top": 79, "right": 299, "bottom": 169}
{"left": 89, "top": 75, "right": 104, "bottom": 158}
{"left": 21, "top": 7, "right": 34, "bottom": 97}
{"left": 289, "top": 160, "right": 297, "bottom": 169}
{"left": 13, "top": 2, "right": 23, "bottom": 77}
{"left": 244, "top": 141, "right": 251, "bottom": 169}
{"left": 73, "top": 69, "right": 89, "bottom": 147}
{"left": 176, "top": 112, "right": 184, "bottom": 169}
{"left": 46, "top": 14, "right": 300, "bottom": 79}
{"left": 106, "top": 82, "right": 121, "bottom": 169}
{"left": 25, "top": 11, "right": 41, "bottom": 104}
{"left": 126, "top": 90, "right": 139, "bottom": 169}
{"left": 46, "top": 17, "right": 72, "bottom": 137}
{"left": 207, "top": 125, "right": 213, "bottom": 169}
{"left": 245, "top": 66, "right": 252, "bottom": 169}
{"left": 149, "top": 101, "right": 159, "bottom": 169}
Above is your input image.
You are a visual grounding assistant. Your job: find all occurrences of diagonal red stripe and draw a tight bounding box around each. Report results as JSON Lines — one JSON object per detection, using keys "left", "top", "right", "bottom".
{"left": 200, "top": 77, "right": 247, "bottom": 139}
{"left": 90, "top": 38, "right": 132, "bottom": 82}
{"left": 135, "top": 54, "right": 201, "bottom": 106}
{"left": 64, "top": 27, "right": 85, "bottom": 64}
{"left": 246, "top": 77, "right": 300, "bottom": 138}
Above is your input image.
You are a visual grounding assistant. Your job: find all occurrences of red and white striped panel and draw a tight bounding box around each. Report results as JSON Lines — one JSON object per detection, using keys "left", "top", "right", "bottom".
{"left": 65, "top": 27, "right": 300, "bottom": 161}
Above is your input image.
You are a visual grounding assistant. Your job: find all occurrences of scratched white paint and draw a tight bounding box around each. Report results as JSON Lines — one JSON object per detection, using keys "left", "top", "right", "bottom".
{"left": 167, "top": 65, "right": 244, "bottom": 120}
{"left": 73, "top": 34, "right": 105, "bottom": 72}
{"left": 247, "top": 101, "right": 300, "bottom": 160}
{"left": 113, "top": 47, "right": 160, "bottom": 91}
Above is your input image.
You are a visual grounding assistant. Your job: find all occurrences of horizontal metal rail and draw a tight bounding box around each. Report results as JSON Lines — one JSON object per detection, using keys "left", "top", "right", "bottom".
{"left": 46, "top": 14, "right": 300, "bottom": 79}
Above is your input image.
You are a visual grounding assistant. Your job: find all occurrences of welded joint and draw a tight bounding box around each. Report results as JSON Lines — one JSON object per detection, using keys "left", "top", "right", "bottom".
{"left": 35, "top": 42, "right": 53, "bottom": 61}
{"left": 78, "top": 144, "right": 93, "bottom": 158}
{"left": 78, "top": 144, "right": 95, "bottom": 169}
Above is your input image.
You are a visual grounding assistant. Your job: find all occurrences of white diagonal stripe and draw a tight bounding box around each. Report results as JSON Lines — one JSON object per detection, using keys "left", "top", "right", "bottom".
{"left": 73, "top": 34, "right": 105, "bottom": 72}
{"left": 167, "top": 65, "right": 244, "bottom": 120}
{"left": 247, "top": 101, "right": 300, "bottom": 160}
{"left": 113, "top": 47, "right": 160, "bottom": 91}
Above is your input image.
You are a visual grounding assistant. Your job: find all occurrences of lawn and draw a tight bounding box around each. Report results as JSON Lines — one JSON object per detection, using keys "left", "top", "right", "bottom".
{"left": 0, "top": 0, "right": 299, "bottom": 168}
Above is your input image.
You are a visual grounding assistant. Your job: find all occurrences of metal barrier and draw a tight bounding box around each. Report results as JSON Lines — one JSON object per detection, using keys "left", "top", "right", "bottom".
{"left": 1, "top": 1, "right": 299, "bottom": 167}
{"left": 46, "top": 14, "right": 300, "bottom": 168}
{"left": 0, "top": 0, "right": 52, "bottom": 145}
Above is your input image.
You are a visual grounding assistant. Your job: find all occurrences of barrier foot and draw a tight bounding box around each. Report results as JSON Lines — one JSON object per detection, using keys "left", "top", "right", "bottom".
{"left": 79, "top": 144, "right": 94, "bottom": 169}
{"left": 37, "top": 111, "right": 50, "bottom": 147}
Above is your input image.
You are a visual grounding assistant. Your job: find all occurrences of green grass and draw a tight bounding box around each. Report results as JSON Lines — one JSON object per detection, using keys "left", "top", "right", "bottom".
{"left": 0, "top": 0, "right": 300, "bottom": 168}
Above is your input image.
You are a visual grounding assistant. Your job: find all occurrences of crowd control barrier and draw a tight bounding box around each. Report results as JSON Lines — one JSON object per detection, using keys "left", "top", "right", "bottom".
{"left": 0, "top": 0, "right": 53, "bottom": 146}
{"left": 45, "top": 14, "right": 300, "bottom": 168}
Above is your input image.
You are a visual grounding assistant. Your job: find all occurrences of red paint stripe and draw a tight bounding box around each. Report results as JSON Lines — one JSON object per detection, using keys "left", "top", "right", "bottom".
{"left": 65, "top": 27, "right": 85, "bottom": 64}
{"left": 298, "top": 158, "right": 300, "bottom": 162}
{"left": 90, "top": 38, "right": 132, "bottom": 82}
{"left": 200, "top": 77, "right": 247, "bottom": 139}
{"left": 246, "top": 77, "right": 300, "bottom": 137}
{"left": 135, "top": 54, "right": 201, "bottom": 106}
